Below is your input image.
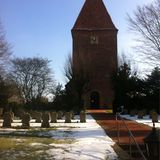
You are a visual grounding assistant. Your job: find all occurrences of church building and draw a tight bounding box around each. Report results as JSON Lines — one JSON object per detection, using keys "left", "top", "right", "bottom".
{"left": 72, "top": 0, "right": 118, "bottom": 109}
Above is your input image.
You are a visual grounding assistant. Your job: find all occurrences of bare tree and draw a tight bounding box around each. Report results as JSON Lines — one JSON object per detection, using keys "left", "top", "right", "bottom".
{"left": 0, "top": 21, "right": 11, "bottom": 74}
{"left": 118, "top": 52, "right": 139, "bottom": 76}
{"left": 0, "top": 75, "right": 18, "bottom": 106}
{"left": 10, "top": 57, "right": 55, "bottom": 103}
{"left": 64, "top": 54, "right": 90, "bottom": 110}
{"left": 64, "top": 55, "right": 73, "bottom": 82}
{"left": 127, "top": 0, "right": 160, "bottom": 65}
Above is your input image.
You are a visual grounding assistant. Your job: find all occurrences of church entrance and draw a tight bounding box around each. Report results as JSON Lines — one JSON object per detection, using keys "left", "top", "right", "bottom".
{"left": 90, "top": 92, "right": 100, "bottom": 108}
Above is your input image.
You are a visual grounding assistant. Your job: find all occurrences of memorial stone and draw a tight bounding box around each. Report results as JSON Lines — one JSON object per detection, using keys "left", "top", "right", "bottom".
{"left": 138, "top": 111, "right": 144, "bottom": 119}
{"left": 0, "top": 108, "right": 3, "bottom": 116}
{"left": 10, "top": 111, "right": 14, "bottom": 122}
{"left": 50, "top": 112, "right": 57, "bottom": 123}
{"left": 130, "top": 109, "right": 137, "bottom": 117}
{"left": 22, "top": 113, "right": 31, "bottom": 128}
{"left": 149, "top": 110, "right": 156, "bottom": 118}
{"left": 41, "top": 113, "right": 50, "bottom": 128}
{"left": 57, "top": 111, "right": 63, "bottom": 119}
{"left": 65, "top": 112, "right": 71, "bottom": 123}
{"left": 151, "top": 112, "right": 158, "bottom": 122}
{"left": 70, "top": 111, "right": 74, "bottom": 119}
{"left": 2, "top": 112, "right": 12, "bottom": 128}
{"left": 35, "top": 112, "right": 42, "bottom": 123}
{"left": 80, "top": 111, "right": 86, "bottom": 123}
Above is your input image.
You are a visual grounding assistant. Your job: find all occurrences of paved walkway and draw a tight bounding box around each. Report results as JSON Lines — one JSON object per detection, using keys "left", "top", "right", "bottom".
{"left": 87, "top": 109, "right": 152, "bottom": 159}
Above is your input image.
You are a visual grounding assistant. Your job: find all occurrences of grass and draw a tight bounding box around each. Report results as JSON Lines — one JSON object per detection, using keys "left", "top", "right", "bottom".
{"left": 0, "top": 138, "right": 15, "bottom": 150}
{"left": 0, "top": 136, "right": 74, "bottom": 160}
{"left": 0, "top": 126, "right": 75, "bottom": 160}
{"left": 0, "top": 137, "right": 49, "bottom": 160}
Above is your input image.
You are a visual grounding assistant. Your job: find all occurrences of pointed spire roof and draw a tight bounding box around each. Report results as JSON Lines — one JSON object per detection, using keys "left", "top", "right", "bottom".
{"left": 72, "top": 0, "right": 117, "bottom": 30}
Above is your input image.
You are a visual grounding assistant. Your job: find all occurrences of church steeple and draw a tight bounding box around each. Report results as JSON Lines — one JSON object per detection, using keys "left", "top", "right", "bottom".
{"left": 72, "top": 0, "right": 118, "bottom": 109}
{"left": 72, "top": 0, "right": 117, "bottom": 30}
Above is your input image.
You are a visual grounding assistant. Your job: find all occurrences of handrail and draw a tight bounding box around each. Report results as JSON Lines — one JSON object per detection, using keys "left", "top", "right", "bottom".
{"left": 116, "top": 113, "right": 147, "bottom": 160}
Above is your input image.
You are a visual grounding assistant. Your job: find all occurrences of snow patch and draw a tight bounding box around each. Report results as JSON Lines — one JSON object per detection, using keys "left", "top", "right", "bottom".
{"left": 121, "top": 114, "right": 160, "bottom": 128}
{"left": 46, "top": 115, "right": 118, "bottom": 159}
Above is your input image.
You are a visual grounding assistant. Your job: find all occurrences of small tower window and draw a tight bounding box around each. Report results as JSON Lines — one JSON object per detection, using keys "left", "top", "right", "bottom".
{"left": 90, "top": 36, "right": 98, "bottom": 44}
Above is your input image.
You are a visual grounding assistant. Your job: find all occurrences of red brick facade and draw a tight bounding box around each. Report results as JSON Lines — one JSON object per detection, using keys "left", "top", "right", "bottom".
{"left": 72, "top": 0, "right": 118, "bottom": 109}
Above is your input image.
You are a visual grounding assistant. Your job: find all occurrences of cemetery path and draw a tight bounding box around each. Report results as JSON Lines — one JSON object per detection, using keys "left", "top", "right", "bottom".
{"left": 88, "top": 109, "right": 152, "bottom": 160}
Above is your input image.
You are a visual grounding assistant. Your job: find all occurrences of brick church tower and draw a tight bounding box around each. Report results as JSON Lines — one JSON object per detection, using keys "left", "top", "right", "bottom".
{"left": 72, "top": 0, "right": 118, "bottom": 109}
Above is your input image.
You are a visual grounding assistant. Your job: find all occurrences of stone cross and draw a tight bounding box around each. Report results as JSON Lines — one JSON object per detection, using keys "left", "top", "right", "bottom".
{"left": 41, "top": 113, "right": 50, "bottom": 128}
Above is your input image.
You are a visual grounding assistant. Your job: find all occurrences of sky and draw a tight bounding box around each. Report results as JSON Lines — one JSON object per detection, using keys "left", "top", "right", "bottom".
{"left": 0, "top": 0, "right": 154, "bottom": 84}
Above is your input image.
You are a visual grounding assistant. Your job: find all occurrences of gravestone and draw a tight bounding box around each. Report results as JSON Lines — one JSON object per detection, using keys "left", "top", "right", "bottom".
{"left": 0, "top": 108, "right": 3, "bottom": 116}
{"left": 10, "top": 111, "right": 14, "bottom": 122}
{"left": 123, "top": 109, "right": 128, "bottom": 115}
{"left": 70, "top": 111, "right": 74, "bottom": 119}
{"left": 80, "top": 111, "right": 86, "bottom": 123}
{"left": 41, "top": 113, "right": 50, "bottom": 128}
{"left": 50, "top": 112, "right": 57, "bottom": 123}
{"left": 2, "top": 112, "right": 12, "bottom": 128}
{"left": 130, "top": 109, "right": 137, "bottom": 117}
{"left": 35, "top": 112, "right": 42, "bottom": 123}
{"left": 16, "top": 109, "right": 25, "bottom": 119}
{"left": 22, "top": 113, "right": 31, "bottom": 128}
{"left": 151, "top": 112, "right": 158, "bottom": 122}
{"left": 65, "top": 112, "right": 71, "bottom": 123}
{"left": 30, "top": 111, "right": 37, "bottom": 119}
{"left": 138, "top": 111, "right": 144, "bottom": 119}
{"left": 149, "top": 110, "right": 156, "bottom": 118}
{"left": 141, "top": 109, "right": 147, "bottom": 116}
{"left": 57, "top": 111, "right": 63, "bottom": 119}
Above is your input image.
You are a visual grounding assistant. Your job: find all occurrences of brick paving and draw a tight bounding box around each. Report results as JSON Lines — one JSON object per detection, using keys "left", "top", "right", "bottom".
{"left": 87, "top": 110, "right": 152, "bottom": 159}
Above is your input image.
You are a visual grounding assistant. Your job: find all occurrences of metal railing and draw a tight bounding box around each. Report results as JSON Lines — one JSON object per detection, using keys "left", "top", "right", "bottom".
{"left": 116, "top": 113, "right": 147, "bottom": 160}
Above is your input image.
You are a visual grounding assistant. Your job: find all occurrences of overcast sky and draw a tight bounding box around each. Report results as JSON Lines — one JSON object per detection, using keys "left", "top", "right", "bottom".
{"left": 0, "top": 0, "right": 154, "bottom": 84}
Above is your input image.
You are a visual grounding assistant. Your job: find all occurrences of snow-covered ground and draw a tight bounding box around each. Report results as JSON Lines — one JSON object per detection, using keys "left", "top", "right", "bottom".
{"left": 47, "top": 115, "right": 118, "bottom": 160}
{"left": 120, "top": 114, "right": 160, "bottom": 128}
{"left": 1, "top": 113, "right": 158, "bottom": 159}
{"left": 0, "top": 115, "right": 118, "bottom": 160}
